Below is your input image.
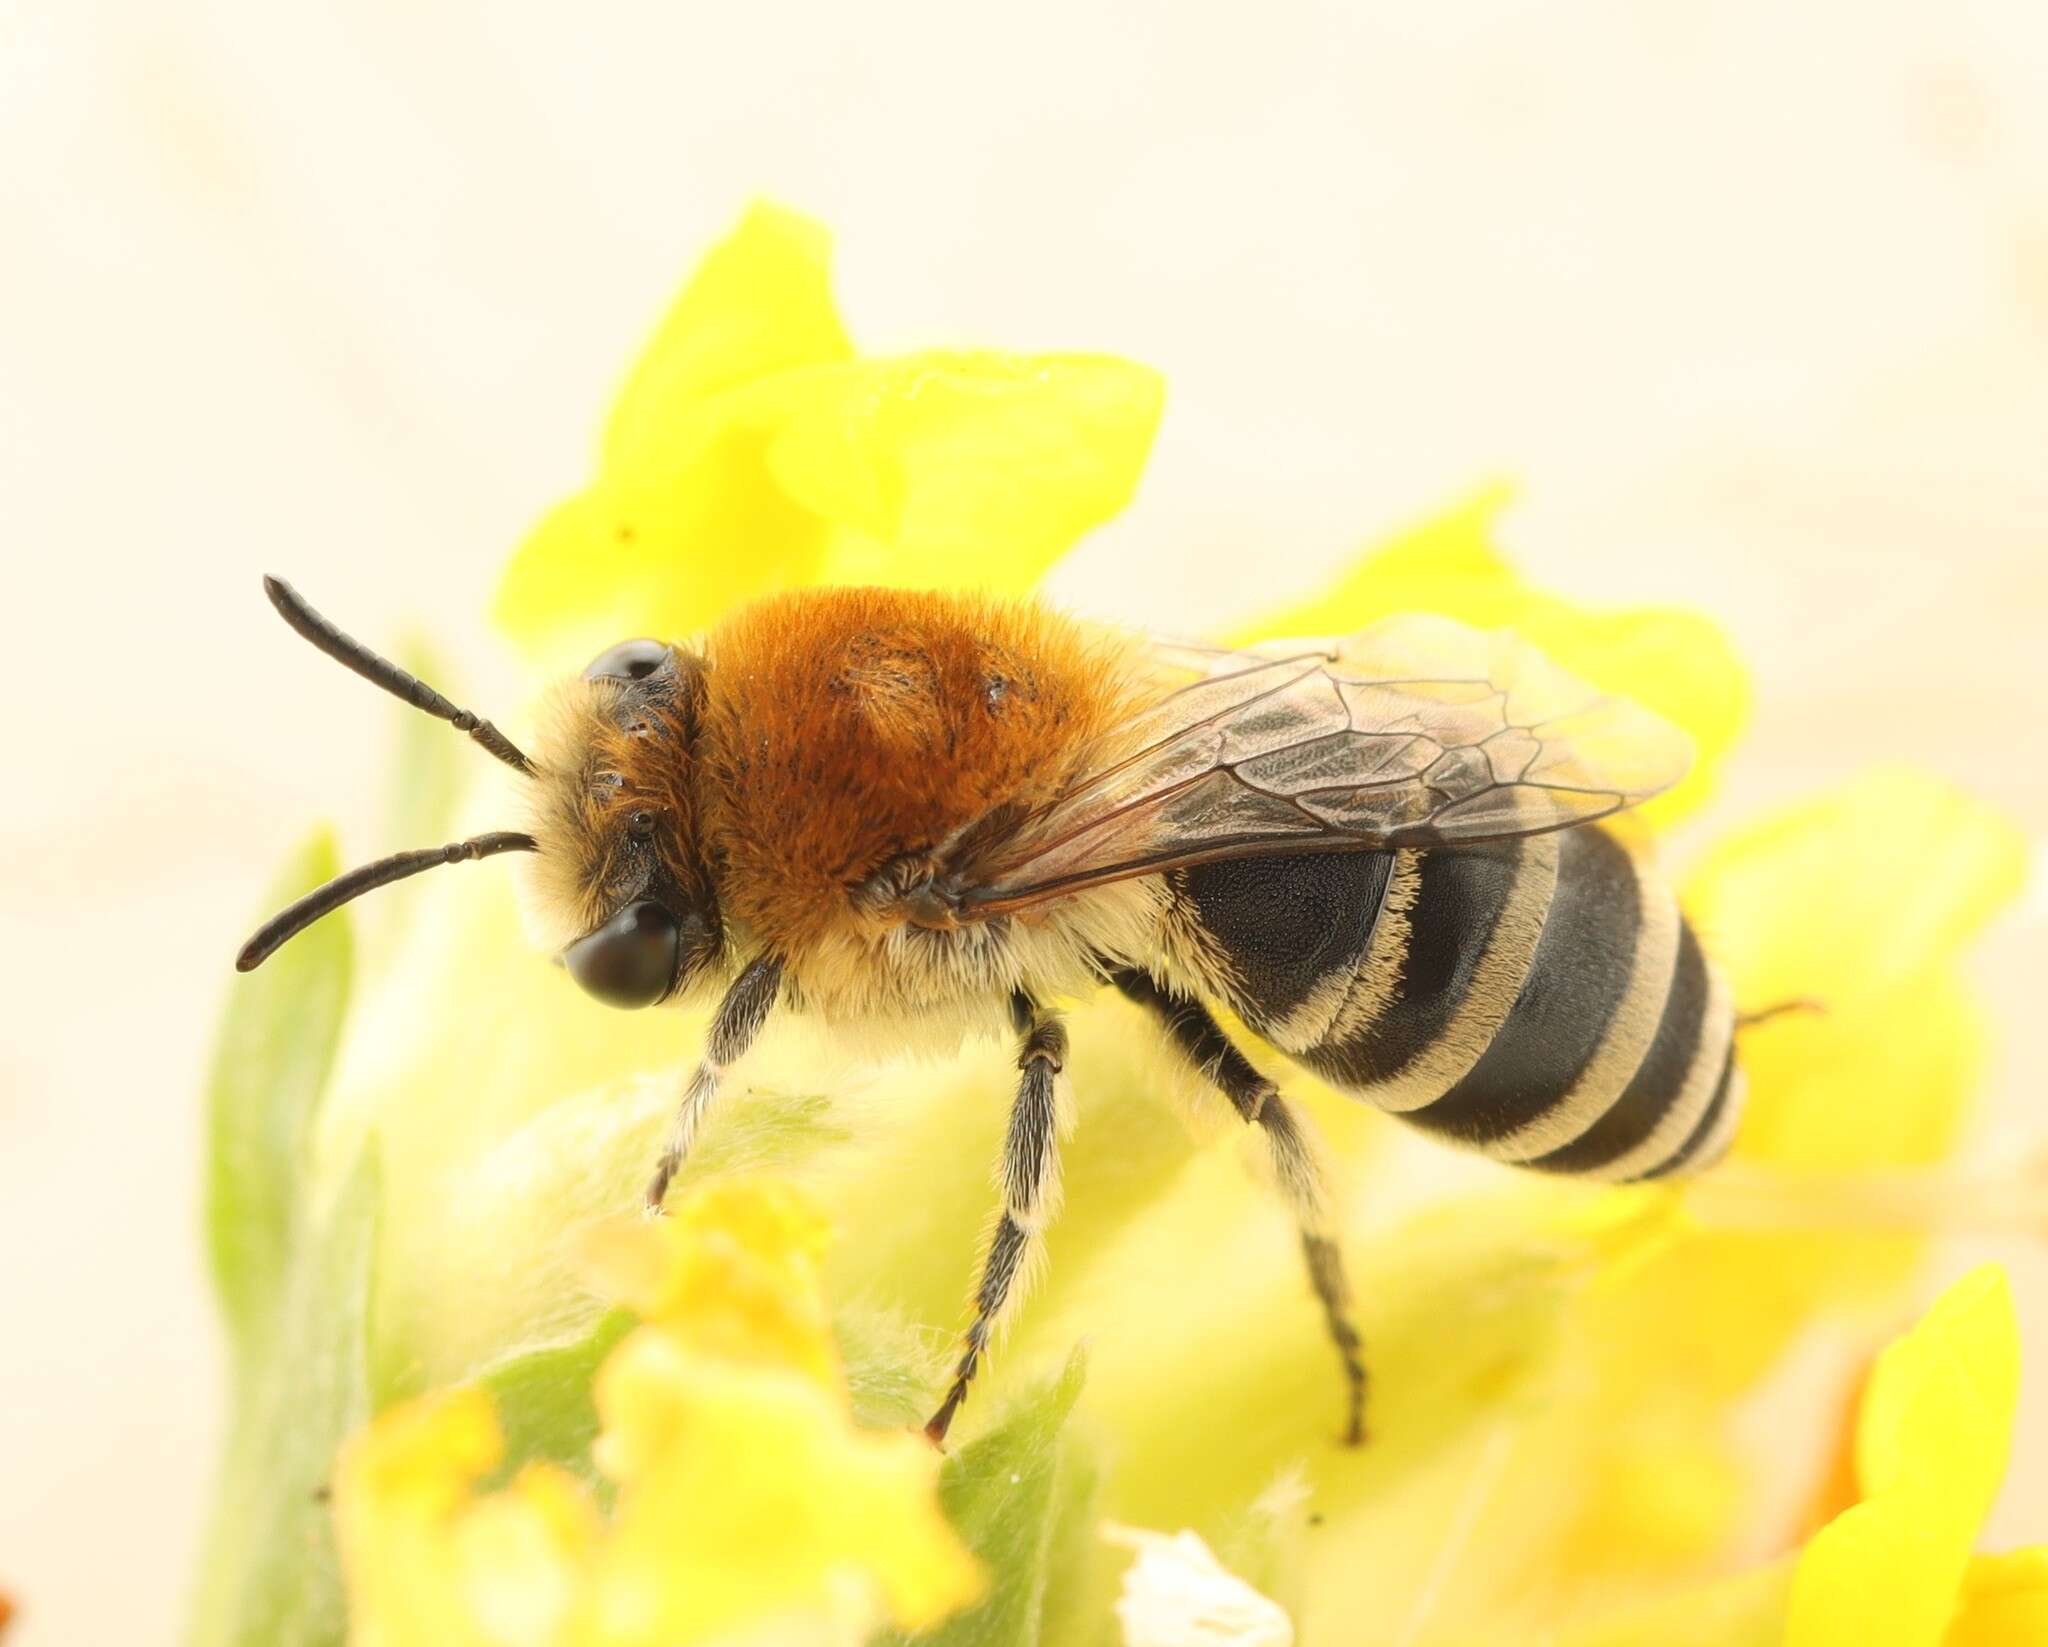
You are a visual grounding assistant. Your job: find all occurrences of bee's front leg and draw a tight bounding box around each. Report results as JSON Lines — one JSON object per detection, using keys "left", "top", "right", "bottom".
{"left": 924, "top": 994, "right": 1066, "bottom": 1446}
{"left": 644, "top": 954, "right": 783, "bottom": 1211}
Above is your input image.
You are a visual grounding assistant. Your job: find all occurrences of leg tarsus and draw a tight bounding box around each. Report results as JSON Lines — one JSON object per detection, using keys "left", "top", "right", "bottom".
{"left": 924, "top": 1311, "right": 996, "bottom": 1449}
{"left": 1303, "top": 1229, "right": 1368, "bottom": 1446}
{"left": 641, "top": 955, "right": 783, "bottom": 1213}
{"left": 923, "top": 1013, "right": 1061, "bottom": 1443}
{"left": 1258, "top": 1090, "right": 1369, "bottom": 1447}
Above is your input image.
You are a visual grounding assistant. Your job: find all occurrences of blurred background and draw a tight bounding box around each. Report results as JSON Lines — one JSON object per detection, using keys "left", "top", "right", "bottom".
{"left": 2, "top": 2, "right": 2045, "bottom": 1641}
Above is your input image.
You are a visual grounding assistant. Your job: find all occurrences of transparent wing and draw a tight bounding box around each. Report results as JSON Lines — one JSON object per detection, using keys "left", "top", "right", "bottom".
{"left": 957, "top": 612, "right": 1692, "bottom": 914}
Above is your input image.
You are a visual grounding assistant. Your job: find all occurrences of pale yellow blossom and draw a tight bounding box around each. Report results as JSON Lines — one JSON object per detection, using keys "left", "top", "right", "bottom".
{"left": 330, "top": 1180, "right": 980, "bottom": 1647}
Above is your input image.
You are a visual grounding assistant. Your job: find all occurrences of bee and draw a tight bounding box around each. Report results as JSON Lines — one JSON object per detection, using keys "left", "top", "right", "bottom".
{"left": 240, "top": 575, "right": 1738, "bottom": 1446}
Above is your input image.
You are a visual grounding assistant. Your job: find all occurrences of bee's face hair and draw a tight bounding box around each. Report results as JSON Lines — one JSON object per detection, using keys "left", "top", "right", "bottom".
{"left": 234, "top": 576, "right": 539, "bottom": 972}
{"left": 521, "top": 641, "right": 721, "bottom": 1007}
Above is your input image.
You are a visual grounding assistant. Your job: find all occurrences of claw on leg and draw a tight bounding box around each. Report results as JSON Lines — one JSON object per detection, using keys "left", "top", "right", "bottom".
{"left": 1303, "top": 1230, "right": 1368, "bottom": 1446}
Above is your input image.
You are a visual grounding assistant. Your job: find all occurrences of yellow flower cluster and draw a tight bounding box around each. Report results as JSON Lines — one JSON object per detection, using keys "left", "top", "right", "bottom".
{"left": 1554, "top": 1265, "right": 2044, "bottom": 1646}
{"left": 1236, "top": 481, "right": 1749, "bottom": 829}
{"left": 332, "top": 1180, "right": 981, "bottom": 1647}
{"left": 1014, "top": 488, "right": 2027, "bottom": 1642}
{"left": 254, "top": 202, "right": 2043, "bottom": 1647}
{"left": 493, "top": 201, "right": 1163, "bottom": 678}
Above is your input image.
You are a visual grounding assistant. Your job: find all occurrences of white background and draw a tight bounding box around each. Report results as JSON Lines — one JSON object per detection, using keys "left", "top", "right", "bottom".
{"left": 2, "top": 2, "right": 2045, "bottom": 1641}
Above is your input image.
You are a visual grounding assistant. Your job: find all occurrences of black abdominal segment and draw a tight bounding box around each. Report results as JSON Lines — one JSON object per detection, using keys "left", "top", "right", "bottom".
{"left": 1178, "top": 849, "right": 1394, "bottom": 1033}
{"left": 1404, "top": 828, "right": 1637, "bottom": 1147}
{"left": 1521, "top": 923, "right": 1709, "bottom": 1173}
{"left": 1177, "top": 824, "right": 1739, "bottom": 1182}
{"left": 1298, "top": 842, "right": 1526, "bottom": 1088}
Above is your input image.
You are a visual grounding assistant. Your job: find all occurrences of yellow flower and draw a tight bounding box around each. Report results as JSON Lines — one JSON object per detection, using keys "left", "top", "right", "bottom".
{"left": 1431, "top": 767, "right": 2026, "bottom": 1629}
{"left": 1945, "top": 1548, "right": 2048, "bottom": 1647}
{"left": 580, "top": 1177, "right": 838, "bottom": 1390}
{"left": 334, "top": 1388, "right": 598, "bottom": 1647}
{"left": 1789, "top": 1264, "right": 2021, "bottom": 1647}
{"left": 1552, "top": 767, "right": 2026, "bottom": 1493}
{"left": 331, "top": 1178, "right": 981, "bottom": 1647}
{"left": 584, "top": 1339, "right": 978, "bottom": 1645}
{"left": 1542, "top": 1267, "right": 2044, "bottom": 1647}
{"left": 1240, "top": 481, "right": 1750, "bottom": 828}
{"left": 493, "top": 201, "right": 1163, "bottom": 676}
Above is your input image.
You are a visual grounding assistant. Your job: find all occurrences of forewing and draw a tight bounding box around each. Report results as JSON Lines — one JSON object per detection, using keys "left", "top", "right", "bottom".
{"left": 959, "top": 613, "right": 1691, "bottom": 912}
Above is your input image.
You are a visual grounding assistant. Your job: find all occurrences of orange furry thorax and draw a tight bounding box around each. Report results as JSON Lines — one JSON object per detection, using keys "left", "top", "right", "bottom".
{"left": 523, "top": 586, "right": 1150, "bottom": 998}
{"left": 692, "top": 587, "right": 1143, "bottom": 956}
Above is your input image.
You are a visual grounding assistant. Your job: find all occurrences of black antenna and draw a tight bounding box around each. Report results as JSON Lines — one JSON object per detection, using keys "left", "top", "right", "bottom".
{"left": 238, "top": 578, "right": 543, "bottom": 970}
{"left": 263, "top": 575, "right": 534, "bottom": 774}
{"left": 237, "top": 830, "right": 538, "bottom": 971}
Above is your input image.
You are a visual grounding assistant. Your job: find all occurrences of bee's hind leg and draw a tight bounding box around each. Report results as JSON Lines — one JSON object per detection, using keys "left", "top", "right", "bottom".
{"left": 1112, "top": 970, "right": 1367, "bottom": 1447}
{"left": 924, "top": 993, "right": 1067, "bottom": 1447}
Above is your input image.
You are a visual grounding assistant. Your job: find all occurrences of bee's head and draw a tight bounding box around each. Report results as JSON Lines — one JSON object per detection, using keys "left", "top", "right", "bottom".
{"left": 524, "top": 638, "right": 723, "bottom": 1009}
{"left": 234, "top": 581, "right": 719, "bottom": 1010}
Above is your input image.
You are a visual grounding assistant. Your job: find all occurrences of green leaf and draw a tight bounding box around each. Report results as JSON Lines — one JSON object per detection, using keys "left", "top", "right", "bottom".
{"left": 880, "top": 1346, "right": 1094, "bottom": 1647}
{"left": 1034, "top": 1420, "right": 1109, "bottom": 1647}
{"left": 470, "top": 1298, "right": 942, "bottom": 1507}
{"left": 837, "top": 1304, "right": 941, "bottom": 1432}
{"left": 477, "top": 1307, "right": 634, "bottom": 1497}
{"left": 205, "top": 831, "right": 354, "bottom": 1365}
{"left": 188, "top": 1143, "right": 383, "bottom": 1647}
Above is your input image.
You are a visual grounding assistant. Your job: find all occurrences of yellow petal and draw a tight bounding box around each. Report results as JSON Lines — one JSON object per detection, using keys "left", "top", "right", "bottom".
{"left": 582, "top": 1178, "right": 840, "bottom": 1393}
{"left": 1787, "top": 1265, "right": 2021, "bottom": 1647}
{"left": 1556, "top": 1424, "right": 1746, "bottom": 1576}
{"left": 1689, "top": 765, "right": 2027, "bottom": 1018}
{"left": 1689, "top": 766, "right": 2024, "bottom": 1173}
{"left": 1542, "top": 1560, "right": 1793, "bottom": 1647}
{"left": 338, "top": 1384, "right": 503, "bottom": 1522}
{"left": 771, "top": 349, "right": 1164, "bottom": 591}
{"left": 1944, "top": 1548, "right": 2048, "bottom": 1647}
{"left": 333, "top": 1387, "right": 510, "bottom": 1647}
{"left": 1568, "top": 769, "right": 2026, "bottom": 1415}
{"left": 1238, "top": 484, "right": 1750, "bottom": 828}
{"left": 451, "top": 1465, "right": 600, "bottom": 1647}
{"left": 603, "top": 201, "right": 851, "bottom": 471}
{"left": 339, "top": 1174, "right": 979, "bottom": 1647}
{"left": 496, "top": 202, "right": 855, "bottom": 669}
{"left": 495, "top": 209, "right": 1161, "bottom": 671}
{"left": 493, "top": 402, "right": 834, "bottom": 674}
{"left": 587, "top": 1335, "right": 981, "bottom": 1643}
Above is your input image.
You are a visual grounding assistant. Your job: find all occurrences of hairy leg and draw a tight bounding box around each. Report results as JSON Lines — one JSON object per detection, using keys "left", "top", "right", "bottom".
{"left": 924, "top": 995, "right": 1067, "bottom": 1446}
{"left": 644, "top": 955, "right": 784, "bottom": 1212}
{"left": 1113, "top": 969, "right": 1367, "bottom": 1445}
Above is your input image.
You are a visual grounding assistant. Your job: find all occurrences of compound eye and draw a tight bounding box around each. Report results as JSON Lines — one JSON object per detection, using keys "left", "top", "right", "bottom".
{"left": 562, "top": 901, "right": 680, "bottom": 1010}
{"left": 582, "top": 639, "right": 671, "bottom": 683}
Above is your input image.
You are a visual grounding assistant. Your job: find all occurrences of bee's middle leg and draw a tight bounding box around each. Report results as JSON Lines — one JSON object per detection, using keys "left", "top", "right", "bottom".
{"left": 923, "top": 994, "right": 1067, "bottom": 1447}
{"left": 1112, "top": 969, "right": 1367, "bottom": 1446}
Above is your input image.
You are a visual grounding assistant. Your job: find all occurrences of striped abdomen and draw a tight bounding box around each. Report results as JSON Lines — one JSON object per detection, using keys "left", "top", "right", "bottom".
{"left": 1176, "top": 828, "right": 1740, "bottom": 1180}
